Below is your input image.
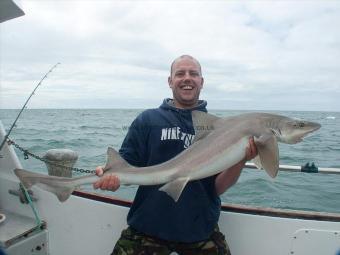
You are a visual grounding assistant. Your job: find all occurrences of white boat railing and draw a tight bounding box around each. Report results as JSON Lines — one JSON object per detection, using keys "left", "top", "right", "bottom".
{"left": 245, "top": 162, "right": 340, "bottom": 175}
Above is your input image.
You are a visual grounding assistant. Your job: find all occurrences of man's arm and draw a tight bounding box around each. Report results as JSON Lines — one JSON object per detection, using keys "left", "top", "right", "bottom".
{"left": 215, "top": 137, "right": 258, "bottom": 196}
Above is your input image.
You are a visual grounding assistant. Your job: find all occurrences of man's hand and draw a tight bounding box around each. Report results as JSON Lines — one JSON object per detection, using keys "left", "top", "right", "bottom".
{"left": 93, "top": 166, "right": 120, "bottom": 191}
{"left": 215, "top": 137, "right": 258, "bottom": 195}
{"left": 245, "top": 137, "right": 257, "bottom": 161}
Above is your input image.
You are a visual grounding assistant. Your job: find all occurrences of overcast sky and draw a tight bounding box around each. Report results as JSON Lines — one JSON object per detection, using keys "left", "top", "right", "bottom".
{"left": 1, "top": 0, "right": 339, "bottom": 111}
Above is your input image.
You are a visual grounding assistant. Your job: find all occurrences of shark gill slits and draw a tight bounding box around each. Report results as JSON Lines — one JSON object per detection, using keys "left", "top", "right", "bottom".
{"left": 270, "top": 128, "right": 279, "bottom": 136}
{"left": 278, "top": 128, "right": 282, "bottom": 136}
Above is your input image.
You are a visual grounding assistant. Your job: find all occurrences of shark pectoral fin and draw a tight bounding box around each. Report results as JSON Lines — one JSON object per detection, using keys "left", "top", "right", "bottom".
{"left": 159, "top": 177, "right": 190, "bottom": 202}
{"left": 252, "top": 156, "right": 263, "bottom": 169}
{"left": 254, "top": 134, "right": 279, "bottom": 178}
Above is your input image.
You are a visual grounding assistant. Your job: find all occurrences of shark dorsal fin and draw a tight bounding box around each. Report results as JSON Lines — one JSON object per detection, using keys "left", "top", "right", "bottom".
{"left": 104, "top": 147, "right": 130, "bottom": 171}
{"left": 192, "top": 111, "right": 221, "bottom": 143}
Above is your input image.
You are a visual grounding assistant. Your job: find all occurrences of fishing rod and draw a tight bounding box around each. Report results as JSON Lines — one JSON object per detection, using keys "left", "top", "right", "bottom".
{"left": 0, "top": 63, "right": 60, "bottom": 151}
{"left": 245, "top": 162, "right": 340, "bottom": 175}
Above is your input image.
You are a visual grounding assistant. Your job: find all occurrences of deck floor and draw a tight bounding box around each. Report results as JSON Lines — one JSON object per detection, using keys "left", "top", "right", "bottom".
{"left": 0, "top": 209, "right": 40, "bottom": 248}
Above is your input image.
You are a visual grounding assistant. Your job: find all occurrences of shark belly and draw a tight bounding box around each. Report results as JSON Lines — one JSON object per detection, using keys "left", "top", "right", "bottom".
{"left": 115, "top": 167, "right": 179, "bottom": 186}
{"left": 189, "top": 136, "right": 249, "bottom": 180}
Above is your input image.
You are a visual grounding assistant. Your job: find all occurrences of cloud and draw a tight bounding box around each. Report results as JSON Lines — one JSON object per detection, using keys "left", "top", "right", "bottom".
{"left": 1, "top": 0, "right": 339, "bottom": 111}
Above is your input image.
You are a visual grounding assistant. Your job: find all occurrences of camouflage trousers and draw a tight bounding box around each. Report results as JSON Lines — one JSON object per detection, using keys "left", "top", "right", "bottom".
{"left": 111, "top": 226, "right": 231, "bottom": 255}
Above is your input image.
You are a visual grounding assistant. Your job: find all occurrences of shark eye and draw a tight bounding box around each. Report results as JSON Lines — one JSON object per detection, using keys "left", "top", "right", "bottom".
{"left": 294, "top": 122, "right": 305, "bottom": 128}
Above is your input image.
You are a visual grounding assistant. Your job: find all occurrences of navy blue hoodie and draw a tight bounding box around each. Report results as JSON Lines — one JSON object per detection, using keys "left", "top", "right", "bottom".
{"left": 119, "top": 98, "right": 221, "bottom": 242}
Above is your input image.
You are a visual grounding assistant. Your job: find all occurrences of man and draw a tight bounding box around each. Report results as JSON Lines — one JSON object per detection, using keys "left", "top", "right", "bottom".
{"left": 94, "top": 55, "right": 257, "bottom": 255}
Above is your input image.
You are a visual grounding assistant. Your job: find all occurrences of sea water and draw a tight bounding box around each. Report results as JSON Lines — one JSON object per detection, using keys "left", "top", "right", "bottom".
{"left": 1, "top": 109, "right": 339, "bottom": 213}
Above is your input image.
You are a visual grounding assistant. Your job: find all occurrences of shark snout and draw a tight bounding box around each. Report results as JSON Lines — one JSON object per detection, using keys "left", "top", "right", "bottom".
{"left": 304, "top": 122, "right": 321, "bottom": 135}
{"left": 312, "top": 122, "right": 321, "bottom": 131}
{"left": 294, "top": 121, "right": 321, "bottom": 143}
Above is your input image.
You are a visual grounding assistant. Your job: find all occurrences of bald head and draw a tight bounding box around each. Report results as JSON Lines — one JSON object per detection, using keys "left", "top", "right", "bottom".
{"left": 170, "top": 55, "right": 202, "bottom": 77}
{"left": 168, "top": 55, "right": 204, "bottom": 109}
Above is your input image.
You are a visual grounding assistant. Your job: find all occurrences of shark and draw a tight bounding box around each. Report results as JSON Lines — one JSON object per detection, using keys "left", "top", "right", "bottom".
{"left": 14, "top": 111, "right": 321, "bottom": 202}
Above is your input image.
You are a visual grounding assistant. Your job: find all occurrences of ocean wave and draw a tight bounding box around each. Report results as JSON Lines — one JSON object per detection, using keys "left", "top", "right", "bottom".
{"left": 2, "top": 108, "right": 340, "bottom": 213}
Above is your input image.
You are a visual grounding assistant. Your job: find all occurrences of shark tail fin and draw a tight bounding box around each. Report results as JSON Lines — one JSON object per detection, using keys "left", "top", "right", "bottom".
{"left": 104, "top": 147, "right": 130, "bottom": 171}
{"left": 14, "top": 168, "right": 76, "bottom": 202}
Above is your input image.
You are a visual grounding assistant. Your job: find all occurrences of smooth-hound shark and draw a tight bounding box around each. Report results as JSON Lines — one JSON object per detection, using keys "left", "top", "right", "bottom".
{"left": 14, "top": 111, "right": 321, "bottom": 202}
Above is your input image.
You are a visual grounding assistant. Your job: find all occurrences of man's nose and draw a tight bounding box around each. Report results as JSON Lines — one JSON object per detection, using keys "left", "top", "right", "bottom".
{"left": 183, "top": 72, "right": 191, "bottom": 80}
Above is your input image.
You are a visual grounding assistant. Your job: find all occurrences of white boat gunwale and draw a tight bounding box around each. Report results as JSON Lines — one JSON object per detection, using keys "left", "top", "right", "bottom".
{"left": 72, "top": 190, "right": 340, "bottom": 222}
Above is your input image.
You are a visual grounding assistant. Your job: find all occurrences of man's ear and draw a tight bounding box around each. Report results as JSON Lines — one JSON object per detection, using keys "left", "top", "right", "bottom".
{"left": 168, "top": 76, "right": 172, "bottom": 88}
{"left": 200, "top": 77, "right": 204, "bottom": 89}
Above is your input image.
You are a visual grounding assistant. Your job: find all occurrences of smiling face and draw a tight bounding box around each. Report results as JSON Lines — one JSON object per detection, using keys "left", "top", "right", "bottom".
{"left": 168, "top": 56, "right": 204, "bottom": 109}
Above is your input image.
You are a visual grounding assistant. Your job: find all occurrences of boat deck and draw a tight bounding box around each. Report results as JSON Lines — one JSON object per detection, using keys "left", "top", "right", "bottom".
{"left": 0, "top": 209, "right": 44, "bottom": 248}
